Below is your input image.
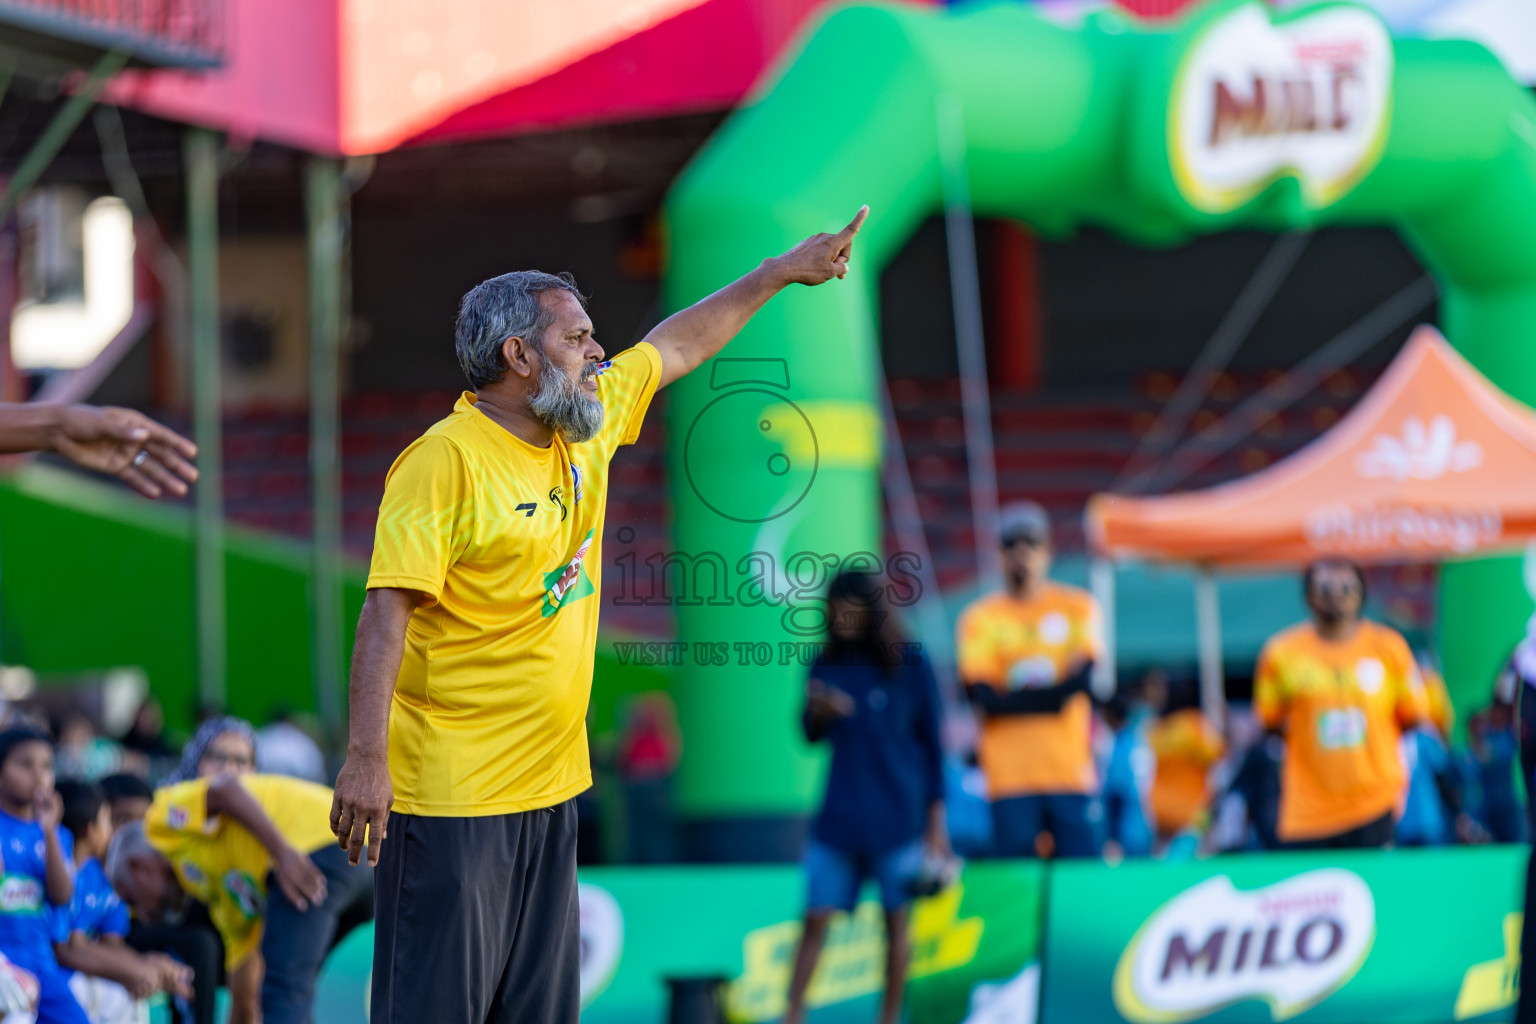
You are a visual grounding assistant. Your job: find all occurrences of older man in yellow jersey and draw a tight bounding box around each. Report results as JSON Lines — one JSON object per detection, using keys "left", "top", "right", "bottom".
{"left": 328, "top": 208, "right": 869, "bottom": 1023}
{"left": 956, "top": 501, "right": 1104, "bottom": 858}
{"left": 108, "top": 774, "right": 369, "bottom": 1024}
{"left": 1255, "top": 558, "right": 1426, "bottom": 848}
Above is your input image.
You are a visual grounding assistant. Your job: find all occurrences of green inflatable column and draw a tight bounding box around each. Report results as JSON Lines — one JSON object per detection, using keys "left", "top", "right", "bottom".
{"left": 1388, "top": 44, "right": 1536, "bottom": 720}
{"left": 662, "top": 3, "right": 1107, "bottom": 855}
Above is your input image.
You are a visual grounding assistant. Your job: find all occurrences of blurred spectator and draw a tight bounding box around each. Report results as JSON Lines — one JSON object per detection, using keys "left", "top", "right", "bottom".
{"left": 615, "top": 694, "right": 680, "bottom": 864}
{"left": 119, "top": 701, "right": 173, "bottom": 766}
{"left": 1396, "top": 651, "right": 1470, "bottom": 846}
{"left": 96, "top": 776, "right": 153, "bottom": 833}
{"left": 1255, "top": 559, "right": 1425, "bottom": 849}
{"left": 256, "top": 711, "right": 326, "bottom": 784}
{"left": 1419, "top": 651, "right": 1456, "bottom": 740}
{"left": 956, "top": 501, "right": 1103, "bottom": 859}
{"left": 1496, "top": 625, "right": 1536, "bottom": 836}
{"left": 1210, "top": 707, "right": 1282, "bottom": 851}
{"left": 161, "top": 718, "right": 255, "bottom": 787}
{"left": 1469, "top": 706, "right": 1524, "bottom": 843}
{"left": 1098, "top": 685, "right": 1151, "bottom": 860}
{"left": 1145, "top": 675, "right": 1225, "bottom": 856}
{"left": 784, "top": 572, "right": 946, "bottom": 1024}
{"left": 943, "top": 753, "right": 993, "bottom": 859}
{"left": 53, "top": 780, "right": 192, "bottom": 1021}
{"left": 54, "top": 715, "right": 123, "bottom": 783}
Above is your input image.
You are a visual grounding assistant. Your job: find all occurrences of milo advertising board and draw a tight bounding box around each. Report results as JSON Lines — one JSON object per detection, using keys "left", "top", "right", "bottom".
{"left": 1042, "top": 847, "right": 1524, "bottom": 1024}
{"left": 313, "top": 861, "right": 1044, "bottom": 1022}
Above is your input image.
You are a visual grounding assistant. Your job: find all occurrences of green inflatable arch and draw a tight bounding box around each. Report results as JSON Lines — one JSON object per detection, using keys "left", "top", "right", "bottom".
{"left": 661, "top": 0, "right": 1536, "bottom": 852}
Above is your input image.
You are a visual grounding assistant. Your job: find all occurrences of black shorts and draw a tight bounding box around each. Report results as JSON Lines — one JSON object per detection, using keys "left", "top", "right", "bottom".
{"left": 371, "top": 800, "right": 580, "bottom": 1024}
{"left": 1284, "top": 810, "right": 1395, "bottom": 850}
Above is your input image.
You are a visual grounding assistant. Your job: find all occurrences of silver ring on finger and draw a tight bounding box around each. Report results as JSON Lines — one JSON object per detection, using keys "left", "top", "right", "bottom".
{"left": 131, "top": 450, "right": 149, "bottom": 467}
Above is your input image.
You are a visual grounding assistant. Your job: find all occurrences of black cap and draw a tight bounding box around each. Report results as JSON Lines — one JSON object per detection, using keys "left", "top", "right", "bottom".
{"left": 999, "top": 501, "right": 1052, "bottom": 546}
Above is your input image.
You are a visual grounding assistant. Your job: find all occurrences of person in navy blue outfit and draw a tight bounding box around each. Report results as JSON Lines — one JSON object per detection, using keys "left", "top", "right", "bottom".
{"left": 783, "top": 571, "right": 948, "bottom": 1024}
{"left": 0, "top": 727, "right": 86, "bottom": 1024}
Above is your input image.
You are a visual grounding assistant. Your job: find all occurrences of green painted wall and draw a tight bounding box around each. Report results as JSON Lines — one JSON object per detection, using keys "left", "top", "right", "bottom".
{"left": 0, "top": 465, "right": 365, "bottom": 730}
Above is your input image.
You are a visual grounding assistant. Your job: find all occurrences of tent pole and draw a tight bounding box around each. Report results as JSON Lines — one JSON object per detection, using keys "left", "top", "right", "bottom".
{"left": 1194, "top": 566, "right": 1225, "bottom": 731}
{"left": 1088, "top": 556, "right": 1117, "bottom": 699}
{"left": 306, "top": 156, "right": 345, "bottom": 742}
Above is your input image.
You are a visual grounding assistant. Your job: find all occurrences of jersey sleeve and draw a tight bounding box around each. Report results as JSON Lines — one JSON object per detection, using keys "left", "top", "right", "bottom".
{"left": 1388, "top": 634, "right": 1428, "bottom": 729}
{"left": 1078, "top": 596, "right": 1106, "bottom": 663}
{"left": 956, "top": 605, "right": 1001, "bottom": 687}
{"left": 1253, "top": 639, "right": 1287, "bottom": 730}
{"left": 144, "top": 779, "right": 212, "bottom": 858}
{"left": 591, "top": 342, "right": 663, "bottom": 457}
{"left": 367, "top": 434, "right": 475, "bottom": 603}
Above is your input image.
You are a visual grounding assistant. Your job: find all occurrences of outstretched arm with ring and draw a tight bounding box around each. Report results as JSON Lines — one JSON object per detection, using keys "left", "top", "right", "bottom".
{"left": 0, "top": 402, "right": 198, "bottom": 498}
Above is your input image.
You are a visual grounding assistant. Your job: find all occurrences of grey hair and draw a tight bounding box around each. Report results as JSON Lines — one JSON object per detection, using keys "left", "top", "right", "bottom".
{"left": 105, "top": 820, "right": 160, "bottom": 891}
{"left": 454, "top": 271, "right": 588, "bottom": 390}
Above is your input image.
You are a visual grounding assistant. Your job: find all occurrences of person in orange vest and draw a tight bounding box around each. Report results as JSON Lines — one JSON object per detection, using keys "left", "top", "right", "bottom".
{"left": 1143, "top": 674, "right": 1225, "bottom": 854}
{"left": 956, "top": 501, "right": 1103, "bottom": 858}
{"left": 1254, "top": 558, "right": 1426, "bottom": 849}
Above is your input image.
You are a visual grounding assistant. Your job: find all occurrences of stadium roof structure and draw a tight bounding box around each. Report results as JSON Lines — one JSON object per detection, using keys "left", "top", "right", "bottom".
{"left": 104, "top": 0, "right": 873, "bottom": 156}
{"left": 1087, "top": 327, "right": 1536, "bottom": 568}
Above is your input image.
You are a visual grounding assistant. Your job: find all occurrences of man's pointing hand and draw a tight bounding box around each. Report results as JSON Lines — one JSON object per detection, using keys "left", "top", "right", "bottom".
{"left": 764, "top": 206, "right": 869, "bottom": 287}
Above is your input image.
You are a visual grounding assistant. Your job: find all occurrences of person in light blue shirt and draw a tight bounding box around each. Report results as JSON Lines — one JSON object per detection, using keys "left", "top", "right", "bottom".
{"left": 0, "top": 727, "right": 86, "bottom": 1024}
{"left": 1396, "top": 726, "right": 1462, "bottom": 846}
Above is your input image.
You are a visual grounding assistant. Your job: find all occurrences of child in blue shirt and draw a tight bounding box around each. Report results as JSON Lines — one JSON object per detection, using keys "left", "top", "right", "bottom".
{"left": 0, "top": 726, "right": 86, "bottom": 1024}
{"left": 53, "top": 781, "right": 190, "bottom": 1022}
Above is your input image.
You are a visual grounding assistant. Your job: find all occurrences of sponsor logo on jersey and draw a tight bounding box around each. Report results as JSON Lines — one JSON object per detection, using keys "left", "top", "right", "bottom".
{"left": 0, "top": 875, "right": 43, "bottom": 915}
{"left": 543, "top": 530, "right": 596, "bottom": 618}
{"left": 223, "top": 870, "right": 266, "bottom": 921}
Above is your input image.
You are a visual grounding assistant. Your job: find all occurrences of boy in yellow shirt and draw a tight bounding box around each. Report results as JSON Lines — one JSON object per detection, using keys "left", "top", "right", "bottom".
{"left": 106, "top": 774, "right": 372, "bottom": 1024}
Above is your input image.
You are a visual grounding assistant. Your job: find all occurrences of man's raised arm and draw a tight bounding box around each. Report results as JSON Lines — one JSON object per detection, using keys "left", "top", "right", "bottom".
{"left": 647, "top": 206, "right": 868, "bottom": 388}
{"left": 330, "top": 587, "right": 418, "bottom": 866}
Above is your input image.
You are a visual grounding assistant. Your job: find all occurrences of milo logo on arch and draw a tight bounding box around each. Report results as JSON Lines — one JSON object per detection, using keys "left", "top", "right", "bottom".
{"left": 1114, "top": 868, "right": 1375, "bottom": 1021}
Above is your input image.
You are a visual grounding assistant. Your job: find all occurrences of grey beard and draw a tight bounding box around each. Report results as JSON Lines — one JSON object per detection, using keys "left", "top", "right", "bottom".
{"left": 530, "top": 360, "right": 604, "bottom": 443}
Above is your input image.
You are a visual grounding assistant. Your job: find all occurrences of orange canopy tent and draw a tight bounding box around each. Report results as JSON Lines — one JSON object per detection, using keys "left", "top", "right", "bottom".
{"left": 1088, "top": 327, "right": 1536, "bottom": 568}
{"left": 1085, "top": 326, "right": 1536, "bottom": 720}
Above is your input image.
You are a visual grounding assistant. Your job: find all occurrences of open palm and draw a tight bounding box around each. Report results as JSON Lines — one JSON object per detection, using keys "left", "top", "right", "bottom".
{"left": 54, "top": 405, "right": 199, "bottom": 499}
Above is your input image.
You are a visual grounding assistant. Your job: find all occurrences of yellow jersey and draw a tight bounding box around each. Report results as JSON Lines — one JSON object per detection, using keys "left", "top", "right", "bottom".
{"left": 956, "top": 583, "right": 1103, "bottom": 798}
{"left": 1254, "top": 620, "right": 1426, "bottom": 841}
{"left": 368, "top": 341, "right": 662, "bottom": 816}
{"left": 145, "top": 775, "right": 336, "bottom": 969}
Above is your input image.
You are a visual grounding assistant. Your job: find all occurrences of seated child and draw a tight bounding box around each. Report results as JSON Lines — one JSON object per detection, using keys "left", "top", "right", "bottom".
{"left": 0, "top": 727, "right": 85, "bottom": 1024}
{"left": 51, "top": 782, "right": 190, "bottom": 1024}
